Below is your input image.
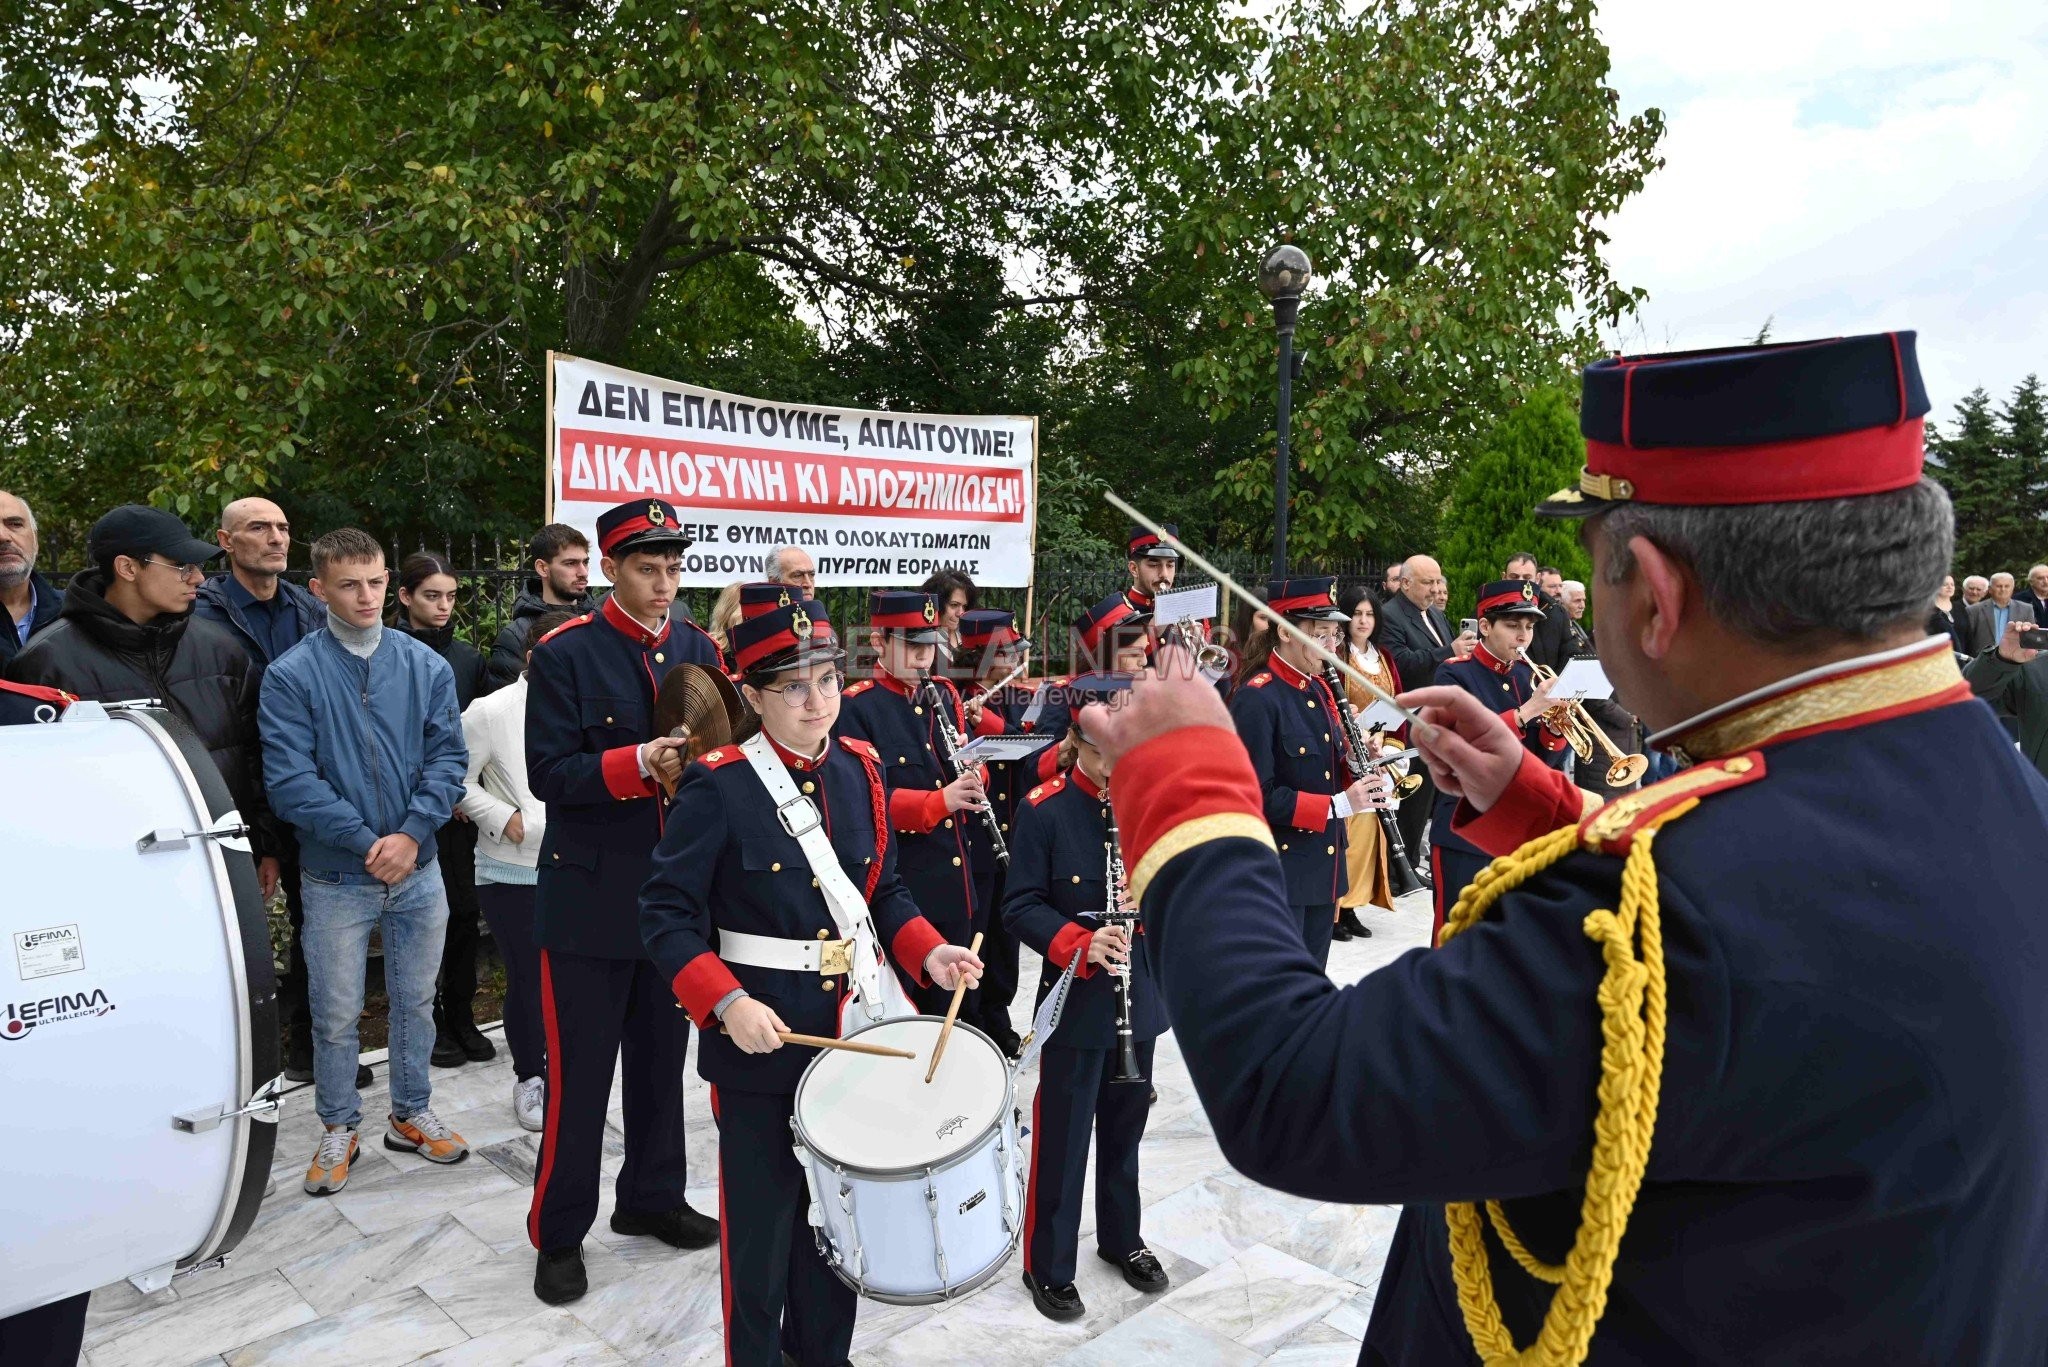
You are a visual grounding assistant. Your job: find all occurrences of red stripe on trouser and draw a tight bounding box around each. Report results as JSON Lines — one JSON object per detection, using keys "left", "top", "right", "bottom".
{"left": 528, "top": 949, "right": 567, "bottom": 1248}
{"left": 1022, "top": 1084, "right": 1043, "bottom": 1276}
{"left": 712, "top": 1085, "right": 732, "bottom": 1367}
{"left": 1430, "top": 849, "right": 1447, "bottom": 947}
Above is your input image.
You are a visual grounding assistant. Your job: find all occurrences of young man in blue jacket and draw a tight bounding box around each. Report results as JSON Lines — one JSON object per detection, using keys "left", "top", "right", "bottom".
{"left": 260, "top": 527, "right": 471, "bottom": 1195}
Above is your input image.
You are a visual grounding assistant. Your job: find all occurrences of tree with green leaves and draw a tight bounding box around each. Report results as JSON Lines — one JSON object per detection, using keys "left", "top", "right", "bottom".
{"left": 1997, "top": 375, "right": 2048, "bottom": 567}
{"left": 1434, "top": 388, "right": 1591, "bottom": 616}
{"left": 1931, "top": 387, "right": 2025, "bottom": 574}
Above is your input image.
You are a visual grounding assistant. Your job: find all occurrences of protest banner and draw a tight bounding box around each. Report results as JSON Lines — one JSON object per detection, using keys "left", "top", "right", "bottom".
{"left": 547, "top": 352, "right": 1037, "bottom": 587}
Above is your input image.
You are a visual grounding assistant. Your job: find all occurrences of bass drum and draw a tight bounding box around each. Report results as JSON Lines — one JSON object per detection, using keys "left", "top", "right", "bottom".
{"left": 0, "top": 702, "right": 278, "bottom": 1317}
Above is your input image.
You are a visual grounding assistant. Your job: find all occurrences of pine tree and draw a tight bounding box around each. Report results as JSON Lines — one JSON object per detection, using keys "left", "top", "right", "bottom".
{"left": 1435, "top": 389, "right": 1592, "bottom": 617}
{"left": 1932, "top": 387, "right": 2017, "bottom": 574}
{"left": 1996, "top": 375, "right": 2048, "bottom": 569}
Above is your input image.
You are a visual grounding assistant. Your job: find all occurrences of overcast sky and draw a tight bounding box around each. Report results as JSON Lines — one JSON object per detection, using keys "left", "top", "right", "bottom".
{"left": 1594, "top": 0, "right": 2048, "bottom": 425}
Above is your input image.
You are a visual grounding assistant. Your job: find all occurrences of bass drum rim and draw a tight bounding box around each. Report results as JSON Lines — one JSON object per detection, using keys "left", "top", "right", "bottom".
{"left": 116, "top": 705, "right": 279, "bottom": 1269}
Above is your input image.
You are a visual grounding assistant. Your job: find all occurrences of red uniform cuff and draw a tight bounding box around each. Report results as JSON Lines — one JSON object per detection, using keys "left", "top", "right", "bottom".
{"left": 601, "top": 744, "right": 657, "bottom": 800}
{"left": 1048, "top": 922, "right": 1097, "bottom": 978}
{"left": 973, "top": 707, "right": 1006, "bottom": 737}
{"left": 1290, "top": 791, "right": 1332, "bottom": 831}
{"left": 1452, "top": 748, "right": 1592, "bottom": 856}
{"left": 892, "top": 917, "right": 948, "bottom": 986}
{"left": 1498, "top": 707, "right": 1523, "bottom": 733}
{"left": 1115, "top": 725, "right": 1264, "bottom": 876}
{"left": 888, "top": 785, "right": 949, "bottom": 834}
{"left": 671, "top": 952, "right": 743, "bottom": 1029}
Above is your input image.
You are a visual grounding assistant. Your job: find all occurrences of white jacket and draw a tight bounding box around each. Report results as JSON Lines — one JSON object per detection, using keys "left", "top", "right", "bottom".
{"left": 458, "top": 676, "right": 545, "bottom": 868}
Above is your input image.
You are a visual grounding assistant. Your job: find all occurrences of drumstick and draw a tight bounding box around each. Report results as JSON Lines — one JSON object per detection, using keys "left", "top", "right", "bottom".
{"left": 719, "top": 1026, "right": 917, "bottom": 1059}
{"left": 1104, "top": 491, "right": 1436, "bottom": 739}
{"left": 925, "top": 931, "right": 984, "bottom": 1084}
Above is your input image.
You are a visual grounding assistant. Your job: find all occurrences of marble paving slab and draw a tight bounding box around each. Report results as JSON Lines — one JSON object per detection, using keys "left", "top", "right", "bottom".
{"left": 223, "top": 1285, "right": 466, "bottom": 1367}
{"left": 1269, "top": 1201, "right": 1402, "bottom": 1289}
{"left": 1264, "top": 1320, "right": 1368, "bottom": 1365}
{"left": 85, "top": 1270, "right": 317, "bottom": 1367}
{"left": 1156, "top": 1242, "right": 1356, "bottom": 1355}
{"left": 562, "top": 1249, "right": 723, "bottom": 1358}
{"left": 419, "top": 1242, "right": 636, "bottom": 1338}
{"left": 1140, "top": 1174, "right": 1324, "bottom": 1270}
{"left": 415, "top": 1307, "right": 631, "bottom": 1366}
{"left": 278, "top": 1211, "right": 496, "bottom": 1316}
{"left": 330, "top": 1150, "right": 521, "bottom": 1235}
{"left": 1049, "top": 1304, "right": 1265, "bottom": 1366}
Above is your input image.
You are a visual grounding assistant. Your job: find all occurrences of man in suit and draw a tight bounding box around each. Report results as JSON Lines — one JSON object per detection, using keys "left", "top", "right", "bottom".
{"left": 1962, "top": 575, "right": 1989, "bottom": 606}
{"left": 2017, "top": 565, "right": 2048, "bottom": 619}
{"left": 1380, "top": 555, "right": 1475, "bottom": 855}
{"left": 1964, "top": 572, "right": 2035, "bottom": 655}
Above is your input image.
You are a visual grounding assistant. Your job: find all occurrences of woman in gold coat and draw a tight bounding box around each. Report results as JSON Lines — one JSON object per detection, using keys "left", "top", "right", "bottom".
{"left": 1334, "top": 585, "right": 1399, "bottom": 941}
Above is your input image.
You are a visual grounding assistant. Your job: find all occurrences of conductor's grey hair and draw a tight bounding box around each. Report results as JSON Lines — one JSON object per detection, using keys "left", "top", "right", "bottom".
{"left": 1591, "top": 477, "right": 1954, "bottom": 647}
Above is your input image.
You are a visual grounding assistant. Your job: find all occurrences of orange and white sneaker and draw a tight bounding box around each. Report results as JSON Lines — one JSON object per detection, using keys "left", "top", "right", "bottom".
{"left": 305, "top": 1125, "right": 360, "bottom": 1195}
{"left": 385, "top": 1108, "right": 469, "bottom": 1164}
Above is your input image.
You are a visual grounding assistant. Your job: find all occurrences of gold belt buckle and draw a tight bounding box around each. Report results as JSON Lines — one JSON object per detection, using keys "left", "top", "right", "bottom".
{"left": 818, "top": 939, "right": 853, "bottom": 977}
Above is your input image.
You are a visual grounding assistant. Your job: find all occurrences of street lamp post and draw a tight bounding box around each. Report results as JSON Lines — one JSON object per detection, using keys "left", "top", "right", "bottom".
{"left": 1258, "top": 245, "right": 1312, "bottom": 579}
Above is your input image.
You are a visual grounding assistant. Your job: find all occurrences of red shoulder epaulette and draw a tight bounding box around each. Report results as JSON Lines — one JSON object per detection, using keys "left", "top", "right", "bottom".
{"left": 0, "top": 679, "right": 76, "bottom": 706}
{"left": 843, "top": 679, "right": 875, "bottom": 698}
{"left": 838, "top": 736, "right": 879, "bottom": 760}
{"left": 695, "top": 746, "right": 749, "bottom": 771}
{"left": 1245, "top": 671, "right": 1273, "bottom": 688}
{"left": 1578, "top": 751, "right": 1767, "bottom": 857}
{"left": 537, "top": 612, "right": 595, "bottom": 647}
{"left": 1026, "top": 775, "right": 1067, "bottom": 806}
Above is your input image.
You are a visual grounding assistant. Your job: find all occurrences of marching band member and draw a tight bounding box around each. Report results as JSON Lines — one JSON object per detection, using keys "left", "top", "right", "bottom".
{"left": 1425, "top": 578, "right": 1565, "bottom": 939}
{"left": 836, "top": 590, "right": 1001, "bottom": 1011}
{"left": 955, "top": 607, "right": 1033, "bottom": 1054}
{"left": 640, "top": 598, "right": 982, "bottom": 1367}
{"left": 1078, "top": 524, "right": 1211, "bottom": 671}
{"left": 1227, "top": 577, "right": 1381, "bottom": 968}
{"left": 522, "top": 499, "right": 725, "bottom": 1306}
{"left": 1003, "top": 673, "right": 1171, "bottom": 1322}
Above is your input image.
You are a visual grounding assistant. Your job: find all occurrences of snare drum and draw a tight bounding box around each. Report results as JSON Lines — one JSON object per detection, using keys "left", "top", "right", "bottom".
{"left": 0, "top": 703, "right": 279, "bottom": 1317}
{"left": 791, "top": 1015, "right": 1023, "bottom": 1303}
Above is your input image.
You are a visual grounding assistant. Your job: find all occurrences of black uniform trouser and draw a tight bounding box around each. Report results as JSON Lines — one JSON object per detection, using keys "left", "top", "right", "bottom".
{"left": 0, "top": 1293, "right": 87, "bottom": 1367}
{"left": 1024, "top": 1040, "right": 1155, "bottom": 1288}
{"left": 434, "top": 819, "right": 482, "bottom": 1033}
{"left": 528, "top": 949, "right": 690, "bottom": 1251}
{"left": 971, "top": 863, "right": 1020, "bottom": 1041}
{"left": 1429, "top": 844, "right": 1490, "bottom": 943}
{"left": 712, "top": 1086, "right": 856, "bottom": 1367}
{"left": 1298, "top": 902, "right": 1337, "bottom": 971}
{"left": 476, "top": 881, "right": 544, "bottom": 1081}
{"left": 1398, "top": 766, "right": 1437, "bottom": 862}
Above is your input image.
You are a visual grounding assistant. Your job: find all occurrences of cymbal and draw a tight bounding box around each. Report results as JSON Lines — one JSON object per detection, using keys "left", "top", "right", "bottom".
{"left": 653, "top": 664, "right": 745, "bottom": 761}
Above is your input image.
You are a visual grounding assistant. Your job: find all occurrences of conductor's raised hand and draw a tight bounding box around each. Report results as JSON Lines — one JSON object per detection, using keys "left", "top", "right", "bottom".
{"left": 1079, "top": 646, "right": 1233, "bottom": 768}
{"left": 723, "top": 996, "right": 788, "bottom": 1054}
{"left": 925, "top": 943, "right": 985, "bottom": 992}
{"left": 1396, "top": 684, "right": 1527, "bottom": 812}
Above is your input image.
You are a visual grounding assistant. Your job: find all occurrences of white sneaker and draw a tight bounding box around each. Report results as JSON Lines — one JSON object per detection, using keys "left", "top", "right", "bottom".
{"left": 515, "top": 1075, "right": 546, "bottom": 1132}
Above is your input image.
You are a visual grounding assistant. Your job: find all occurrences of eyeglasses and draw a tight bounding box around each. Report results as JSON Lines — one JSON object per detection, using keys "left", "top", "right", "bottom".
{"left": 140, "top": 557, "right": 207, "bottom": 580}
{"left": 759, "top": 671, "right": 844, "bottom": 708}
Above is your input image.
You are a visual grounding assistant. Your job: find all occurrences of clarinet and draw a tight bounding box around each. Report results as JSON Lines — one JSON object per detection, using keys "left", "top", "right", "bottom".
{"left": 1322, "top": 661, "right": 1429, "bottom": 898}
{"left": 920, "top": 671, "right": 1010, "bottom": 868}
{"left": 1101, "top": 801, "right": 1145, "bottom": 1085}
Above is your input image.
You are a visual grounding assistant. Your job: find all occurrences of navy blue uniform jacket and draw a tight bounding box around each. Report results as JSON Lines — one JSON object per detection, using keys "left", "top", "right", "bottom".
{"left": 835, "top": 670, "right": 991, "bottom": 942}
{"left": 1000, "top": 768, "right": 1165, "bottom": 1048}
{"left": 1430, "top": 645, "right": 1568, "bottom": 859}
{"left": 639, "top": 733, "right": 945, "bottom": 1094}
{"left": 1228, "top": 652, "right": 1352, "bottom": 906}
{"left": 1115, "top": 641, "right": 2048, "bottom": 1365}
{"left": 525, "top": 596, "right": 723, "bottom": 958}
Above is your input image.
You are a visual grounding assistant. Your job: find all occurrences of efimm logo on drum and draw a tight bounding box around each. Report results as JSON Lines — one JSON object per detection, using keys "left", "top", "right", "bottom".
{"left": 2, "top": 988, "right": 115, "bottom": 1040}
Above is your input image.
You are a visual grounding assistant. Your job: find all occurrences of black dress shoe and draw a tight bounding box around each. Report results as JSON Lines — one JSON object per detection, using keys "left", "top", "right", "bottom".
{"left": 431, "top": 1031, "right": 468, "bottom": 1068}
{"left": 1100, "top": 1246, "right": 1169, "bottom": 1292}
{"left": 1022, "top": 1271, "right": 1085, "bottom": 1321}
{"left": 1331, "top": 922, "right": 1354, "bottom": 942}
{"left": 534, "top": 1245, "right": 587, "bottom": 1304}
{"left": 1337, "top": 908, "right": 1372, "bottom": 939}
{"left": 453, "top": 1019, "right": 497, "bottom": 1062}
{"left": 356, "top": 1063, "right": 374, "bottom": 1089}
{"left": 610, "top": 1202, "right": 719, "bottom": 1250}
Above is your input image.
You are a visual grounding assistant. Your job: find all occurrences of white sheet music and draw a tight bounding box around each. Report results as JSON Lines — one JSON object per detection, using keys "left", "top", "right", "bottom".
{"left": 1359, "top": 700, "right": 1408, "bottom": 731}
{"left": 1550, "top": 657, "right": 1614, "bottom": 701}
{"left": 952, "top": 734, "right": 1056, "bottom": 765}
{"left": 1153, "top": 583, "right": 1218, "bottom": 626}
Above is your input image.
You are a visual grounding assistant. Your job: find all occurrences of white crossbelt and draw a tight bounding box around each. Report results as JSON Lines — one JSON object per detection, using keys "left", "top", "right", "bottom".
{"left": 717, "top": 929, "right": 847, "bottom": 974}
{"left": 738, "top": 732, "right": 916, "bottom": 1025}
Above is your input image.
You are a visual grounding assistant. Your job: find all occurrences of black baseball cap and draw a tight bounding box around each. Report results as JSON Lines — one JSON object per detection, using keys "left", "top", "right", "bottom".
{"left": 88, "top": 505, "right": 223, "bottom": 569}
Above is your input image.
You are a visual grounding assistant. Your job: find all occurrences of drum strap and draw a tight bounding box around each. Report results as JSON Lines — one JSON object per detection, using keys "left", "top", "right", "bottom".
{"left": 739, "top": 733, "right": 916, "bottom": 1026}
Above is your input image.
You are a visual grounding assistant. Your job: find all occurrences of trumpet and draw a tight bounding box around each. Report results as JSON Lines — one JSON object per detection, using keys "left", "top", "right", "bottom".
{"left": 1158, "top": 618, "right": 1231, "bottom": 682}
{"left": 1518, "top": 650, "right": 1648, "bottom": 788}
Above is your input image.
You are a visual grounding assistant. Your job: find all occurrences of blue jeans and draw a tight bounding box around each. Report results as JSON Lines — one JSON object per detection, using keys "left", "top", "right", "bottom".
{"left": 301, "top": 861, "right": 449, "bottom": 1129}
